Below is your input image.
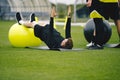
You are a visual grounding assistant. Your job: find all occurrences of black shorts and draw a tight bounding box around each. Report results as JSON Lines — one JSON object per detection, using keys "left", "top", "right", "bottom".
{"left": 34, "top": 24, "right": 45, "bottom": 41}
{"left": 89, "top": 0, "right": 120, "bottom": 20}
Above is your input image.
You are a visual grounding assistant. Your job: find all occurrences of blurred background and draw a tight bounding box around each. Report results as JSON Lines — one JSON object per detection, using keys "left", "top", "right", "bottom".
{"left": 0, "top": 0, "right": 89, "bottom": 22}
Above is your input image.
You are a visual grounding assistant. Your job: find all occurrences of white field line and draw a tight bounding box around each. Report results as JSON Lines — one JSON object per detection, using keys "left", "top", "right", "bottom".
{"left": 38, "top": 21, "right": 115, "bottom": 27}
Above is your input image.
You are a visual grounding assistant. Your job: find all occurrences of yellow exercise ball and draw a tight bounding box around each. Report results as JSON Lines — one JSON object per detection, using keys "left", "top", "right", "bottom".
{"left": 8, "top": 23, "right": 42, "bottom": 47}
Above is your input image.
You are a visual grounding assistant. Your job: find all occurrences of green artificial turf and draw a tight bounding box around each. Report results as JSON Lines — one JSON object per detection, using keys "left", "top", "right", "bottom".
{"left": 0, "top": 20, "right": 120, "bottom": 80}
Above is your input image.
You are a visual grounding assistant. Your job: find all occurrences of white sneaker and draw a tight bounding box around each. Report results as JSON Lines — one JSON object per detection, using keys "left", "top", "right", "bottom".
{"left": 88, "top": 44, "right": 104, "bottom": 50}
{"left": 86, "top": 42, "right": 94, "bottom": 47}
{"left": 29, "top": 13, "right": 35, "bottom": 22}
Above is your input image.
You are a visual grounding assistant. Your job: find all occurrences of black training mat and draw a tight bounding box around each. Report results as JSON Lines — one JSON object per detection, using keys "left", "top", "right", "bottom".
{"left": 104, "top": 43, "right": 120, "bottom": 48}
{"left": 28, "top": 46, "right": 85, "bottom": 51}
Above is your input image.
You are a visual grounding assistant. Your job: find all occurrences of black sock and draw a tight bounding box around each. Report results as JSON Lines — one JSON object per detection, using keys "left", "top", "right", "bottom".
{"left": 93, "top": 18, "right": 105, "bottom": 46}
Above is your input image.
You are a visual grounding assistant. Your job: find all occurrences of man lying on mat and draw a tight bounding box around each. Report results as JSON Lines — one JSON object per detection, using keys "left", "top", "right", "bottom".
{"left": 15, "top": 5, "right": 73, "bottom": 50}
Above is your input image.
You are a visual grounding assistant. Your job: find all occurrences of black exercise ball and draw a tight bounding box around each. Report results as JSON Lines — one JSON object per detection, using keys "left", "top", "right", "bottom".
{"left": 84, "top": 19, "right": 112, "bottom": 44}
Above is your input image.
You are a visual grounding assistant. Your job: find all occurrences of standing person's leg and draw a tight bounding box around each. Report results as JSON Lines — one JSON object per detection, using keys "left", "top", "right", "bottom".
{"left": 114, "top": 19, "right": 120, "bottom": 42}
{"left": 117, "top": 0, "right": 120, "bottom": 39}
{"left": 105, "top": 3, "right": 120, "bottom": 42}
{"left": 87, "top": 18, "right": 105, "bottom": 49}
{"left": 113, "top": 19, "right": 120, "bottom": 48}
{"left": 93, "top": 18, "right": 105, "bottom": 46}
{"left": 86, "top": 0, "right": 104, "bottom": 48}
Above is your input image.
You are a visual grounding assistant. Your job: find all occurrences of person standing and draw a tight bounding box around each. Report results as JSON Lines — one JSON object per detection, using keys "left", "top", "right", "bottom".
{"left": 86, "top": 0, "right": 120, "bottom": 49}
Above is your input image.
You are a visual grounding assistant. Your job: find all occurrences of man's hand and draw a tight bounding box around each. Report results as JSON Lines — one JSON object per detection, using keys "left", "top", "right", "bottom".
{"left": 86, "top": 0, "right": 92, "bottom": 7}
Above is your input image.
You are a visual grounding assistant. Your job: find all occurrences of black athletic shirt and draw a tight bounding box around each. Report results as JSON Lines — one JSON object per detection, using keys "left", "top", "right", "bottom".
{"left": 34, "top": 17, "right": 71, "bottom": 49}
